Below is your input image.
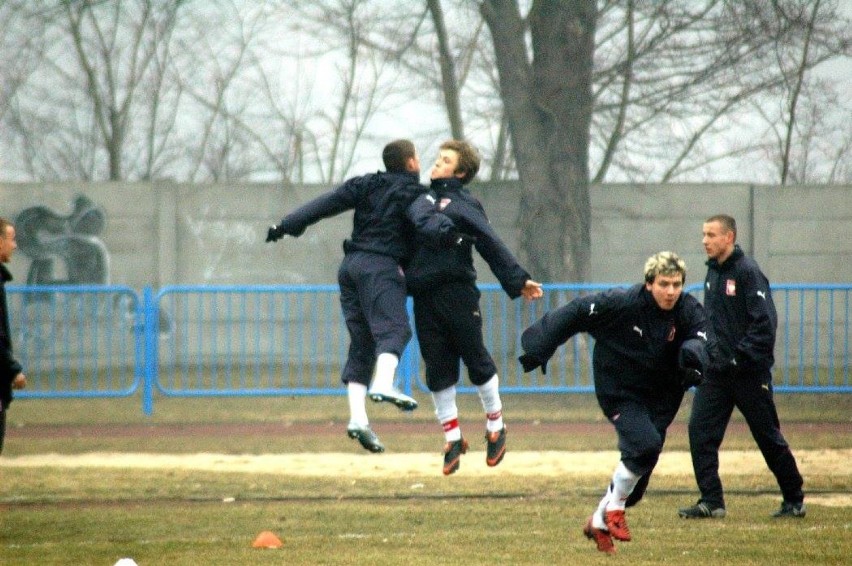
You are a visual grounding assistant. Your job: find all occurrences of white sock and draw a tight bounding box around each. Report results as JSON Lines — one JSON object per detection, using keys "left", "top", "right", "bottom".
{"left": 476, "top": 375, "right": 504, "bottom": 432}
{"left": 432, "top": 386, "right": 461, "bottom": 441}
{"left": 369, "top": 353, "right": 399, "bottom": 393}
{"left": 593, "top": 485, "right": 611, "bottom": 530}
{"left": 606, "top": 461, "right": 640, "bottom": 512}
{"left": 347, "top": 382, "right": 369, "bottom": 427}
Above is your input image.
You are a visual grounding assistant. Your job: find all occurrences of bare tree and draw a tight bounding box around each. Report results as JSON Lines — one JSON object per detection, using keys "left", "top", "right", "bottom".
{"left": 278, "top": 0, "right": 417, "bottom": 184}
{"left": 742, "top": 0, "right": 852, "bottom": 185}
{"left": 590, "top": 0, "right": 851, "bottom": 184}
{"left": 0, "top": 1, "right": 46, "bottom": 126}
{"left": 1, "top": 0, "right": 849, "bottom": 207}
{"left": 481, "top": 0, "right": 596, "bottom": 282}
{"left": 64, "top": 0, "right": 186, "bottom": 180}
{"left": 1, "top": 0, "right": 188, "bottom": 181}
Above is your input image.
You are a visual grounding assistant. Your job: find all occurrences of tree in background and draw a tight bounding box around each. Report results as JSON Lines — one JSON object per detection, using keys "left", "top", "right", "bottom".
{"left": 0, "top": 0, "right": 849, "bottom": 279}
{"left": 481, "top": 0, "right": 595, "bottom": 282}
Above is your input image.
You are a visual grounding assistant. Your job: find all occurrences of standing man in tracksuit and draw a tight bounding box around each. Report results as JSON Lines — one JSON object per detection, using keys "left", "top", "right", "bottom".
{"left": 679, "top": 214, "right": 805, "bottom": 519}
{"left": 1, "top": 217, "right": 27, "bottom": 455}
{"left": 405, "top": 139, "right": 543, "bottom": 476}
{"left": 266, "top": 139, "right": 459, "bottom": 454}
{"left": 518, "top": 251, "right": 707, "bottom": 554}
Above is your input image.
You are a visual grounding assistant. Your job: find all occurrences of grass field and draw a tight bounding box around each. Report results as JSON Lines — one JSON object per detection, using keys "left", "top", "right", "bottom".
{"left": 1, "top": 393, "right": 850, "bottom": 565}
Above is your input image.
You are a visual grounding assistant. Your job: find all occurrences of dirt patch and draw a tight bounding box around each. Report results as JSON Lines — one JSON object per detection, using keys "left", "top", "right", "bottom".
{"left": 5, "top": 421, "right": 849, "bottom": 507}
{"left": 9, "top": 420, "right": 848, "bottom": 439}
{"left": 3, "top": 447, "right": 850, "bottom": 479}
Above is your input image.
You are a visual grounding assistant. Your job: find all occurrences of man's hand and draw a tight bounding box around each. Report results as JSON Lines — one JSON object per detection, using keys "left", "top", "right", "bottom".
{"left": 11, "top": 373, "right": 26, "bottom": 390}
{"left": 521, "top": 280, "right": 543, "bottom": 301}
{"left": 680, "top": 368, "right": 702, "bottom": 390}
{"left": 518, "top": 353, "right": 547, "bottom": 374}
{"left": 266, "top": 225, "right": 285, "bottom": 243}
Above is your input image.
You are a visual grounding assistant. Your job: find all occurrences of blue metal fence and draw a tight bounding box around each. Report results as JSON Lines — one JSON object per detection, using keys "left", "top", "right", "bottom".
{"left": 8, "top": 285, "right": 143, "bottom": 399}
{"left": 8, "top": 283, "right": 851, "bottom": 414}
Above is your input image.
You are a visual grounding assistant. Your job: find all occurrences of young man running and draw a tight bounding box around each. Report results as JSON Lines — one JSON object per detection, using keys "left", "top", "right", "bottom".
{"left": 519, "top": 251, "right": 708, "bottom": 553}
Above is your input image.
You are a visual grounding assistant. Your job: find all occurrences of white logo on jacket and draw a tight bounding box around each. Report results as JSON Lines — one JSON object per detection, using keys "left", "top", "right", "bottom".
{"left": 633, "top": 326, "right": 643, "bottom": 337}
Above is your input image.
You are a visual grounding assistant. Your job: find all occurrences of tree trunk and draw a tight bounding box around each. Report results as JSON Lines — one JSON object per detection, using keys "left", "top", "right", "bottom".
{"left": 428, "top": 0, "right": 465, "bottom": 140}
{"left": 481, "top": 0, "right": 595, "bottom": 282}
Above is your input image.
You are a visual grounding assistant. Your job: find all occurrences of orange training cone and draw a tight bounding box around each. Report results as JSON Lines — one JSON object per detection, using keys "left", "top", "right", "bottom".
{"left": 252, "top": 530, "right": 284, "bottom": 549}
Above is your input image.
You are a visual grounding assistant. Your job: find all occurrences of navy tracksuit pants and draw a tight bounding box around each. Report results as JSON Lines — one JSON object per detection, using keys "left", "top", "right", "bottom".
{"left": 687, "top": 370, "right": 804, "bottom": 508}
{"left": 337, "top": 251, "right": 411, "bottom": 387}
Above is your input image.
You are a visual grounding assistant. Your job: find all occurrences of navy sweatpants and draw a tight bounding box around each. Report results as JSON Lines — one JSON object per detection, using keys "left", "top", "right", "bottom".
{"left": 597, "top": 392, "right": 684, "bottom": 507}
{"left": 687, "top": 370, "right": 804, "bottom": 508}
{"left": 337, "top": 251, "right": 412, "bottom": 387}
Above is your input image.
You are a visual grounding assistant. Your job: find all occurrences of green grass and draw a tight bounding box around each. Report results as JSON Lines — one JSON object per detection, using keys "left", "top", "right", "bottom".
{"left": 1, "top": 393, "right": 850, "bottom": 565}
{"left": 2, "top": 474, "right": 849, "bottom": 565}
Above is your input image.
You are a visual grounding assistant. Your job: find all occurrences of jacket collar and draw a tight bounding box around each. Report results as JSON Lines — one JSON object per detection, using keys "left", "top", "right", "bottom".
{"left": 0, "top": 263, "right": 12, "bottom": 284}
{"left": 706, "top": 244, "right": 744, "bottom": 271}
{"left": 430, "top": 177, "right": 465, "bottom": 193}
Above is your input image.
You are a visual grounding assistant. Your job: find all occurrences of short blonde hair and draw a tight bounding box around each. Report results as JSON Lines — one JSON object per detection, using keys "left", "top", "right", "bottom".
{"left": 644, "top": 251, "right": 686, "bottom": 284}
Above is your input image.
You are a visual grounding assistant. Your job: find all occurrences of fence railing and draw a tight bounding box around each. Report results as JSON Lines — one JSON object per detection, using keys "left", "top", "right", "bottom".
{"left": 8, "top": 283, "right": 851, "bottom": 414}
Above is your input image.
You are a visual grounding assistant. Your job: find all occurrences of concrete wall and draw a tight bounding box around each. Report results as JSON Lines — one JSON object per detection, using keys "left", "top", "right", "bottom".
{"left": 1, "top": 181, "right": 849, "bottom": 288}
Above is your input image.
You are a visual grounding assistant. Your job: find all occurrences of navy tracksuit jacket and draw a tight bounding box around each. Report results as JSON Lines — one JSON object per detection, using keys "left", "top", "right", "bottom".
{"left": 405, "top": 178, "right": 531, "bottom": 390}
{"left": 521, "top": 284, "right": 708, "bottom": 502}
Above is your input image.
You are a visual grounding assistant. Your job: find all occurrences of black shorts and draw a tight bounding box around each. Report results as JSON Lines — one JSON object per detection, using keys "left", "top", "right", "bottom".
{"left": 413, "top": 281, "right": 497, "bottom": 392}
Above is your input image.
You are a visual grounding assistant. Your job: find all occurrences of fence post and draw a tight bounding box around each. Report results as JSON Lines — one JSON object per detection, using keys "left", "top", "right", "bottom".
{"left": 142, "top": 287, "right": 158, "bottom": 416}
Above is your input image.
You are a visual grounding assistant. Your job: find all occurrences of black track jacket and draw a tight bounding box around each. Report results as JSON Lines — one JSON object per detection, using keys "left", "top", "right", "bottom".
{"left": 704, "top": 245, "right": 777, "bottom": 373}
{"left": 521, "top": 284, "right": 708, "bottom": 400}
{"left": 274, "top": 171, "right": 454, "bottom": 262}
{"left": 0, "top": 264, "right": 22, "bottom": 408}
{"left": 405, "top": 178, "right": 530, "bottom": 297}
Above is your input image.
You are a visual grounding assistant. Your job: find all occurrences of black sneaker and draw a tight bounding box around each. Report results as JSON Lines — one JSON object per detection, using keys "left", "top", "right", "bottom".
{"left": 772, "top": 501, "right": 806, "bottom": 518}
{"left": 678, "top": 501, "right": 726, "bottom": 519}
{"left": 442, "top": 438, "right": 469, "bottom": 475}
{"left": 347, "top": 424, "right": 385, "bottom": 453}
{"left": 485, "top": 427, "right": 507, "bottom": 467}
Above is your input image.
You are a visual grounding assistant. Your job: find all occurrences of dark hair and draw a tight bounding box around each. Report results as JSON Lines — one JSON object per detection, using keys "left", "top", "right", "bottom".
{"left": 439, "top": 139, "right": 480, "bottom": 184}
{"left": 382, "top": 139, "right": 416, "bottom": 173}
{"left": 705, "top": 214, "right": 737, "bottom": 240}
